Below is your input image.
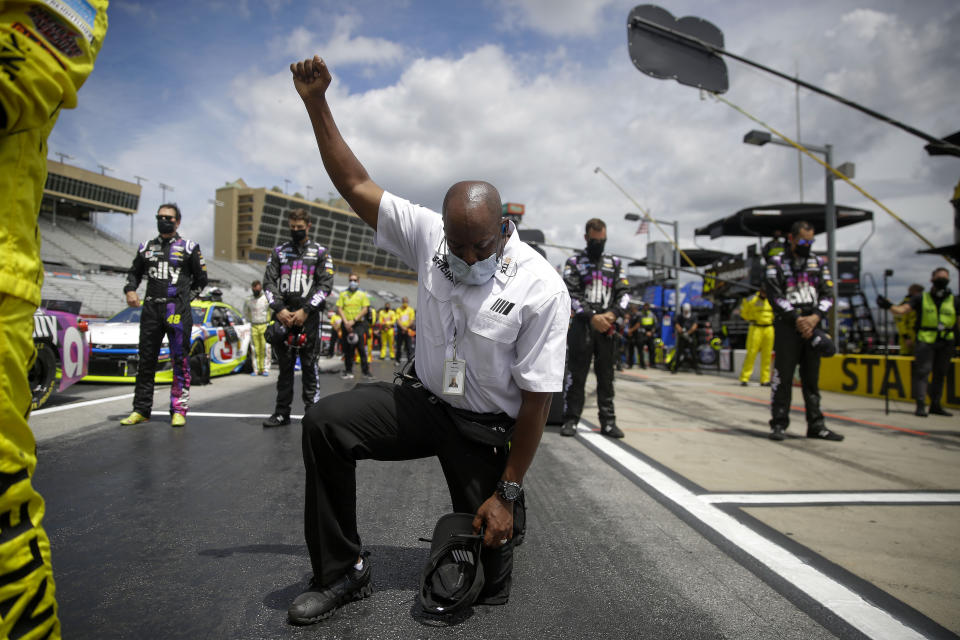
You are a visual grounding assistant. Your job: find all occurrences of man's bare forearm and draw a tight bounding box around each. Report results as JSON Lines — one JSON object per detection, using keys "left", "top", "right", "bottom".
{"left": 301, "top": 97, "right": 382, "bottom": 228}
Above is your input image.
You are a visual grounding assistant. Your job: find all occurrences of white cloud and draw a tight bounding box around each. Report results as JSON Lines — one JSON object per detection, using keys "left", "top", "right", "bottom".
{"left": 276, "top": 15, "right": 406, "bottom": 67}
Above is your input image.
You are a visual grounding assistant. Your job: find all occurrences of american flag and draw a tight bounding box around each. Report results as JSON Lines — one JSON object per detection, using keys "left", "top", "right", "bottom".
{"left": 635, "top": 219, "right": 648, "bottom": 235}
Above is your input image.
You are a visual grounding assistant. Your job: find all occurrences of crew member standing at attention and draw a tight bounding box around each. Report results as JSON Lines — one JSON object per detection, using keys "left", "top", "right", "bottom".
{"left": 337, "top": 274, "right": 374, "bottom": 380}
{"left": 378, "top": 302, "right": 397, "bottom": 360}
{"left": 738, "top": 289, "right": 774, "bottom": 386}
{"left": 636, "top": 302, "right": 658, "bottom": 369}
{"left": 244, "top": 280, "right": 271, "bottom": 376}
{"left": 560, "top": 218, "right": 630, "bottom": 438}
{"left": 395, "top": 296, "right": 416, "bottom": 362}
{"left": 121, "top": 205, "right": 208, "bottom": 427}
{"left": 262, "top": 209, "right": 335, "bottom": 427}
{"left": 670, "top": 303, "right": 700, "bottom": 374}
{"left": 766, "top": 221, "right": 843, "bottom": 442}
{"left": 1, "top": 3, "right": 108, "bottom": 638}
{"left": 879, "top": 268, "right": 958, "bottom": 417}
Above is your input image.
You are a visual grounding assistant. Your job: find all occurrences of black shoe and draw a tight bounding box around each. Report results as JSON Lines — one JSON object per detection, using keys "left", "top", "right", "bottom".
{"left": 363, "top": 372, "right": 376, "bottom": 381}
{"left": 760, "top": 382, "right": 771, "bottom": 387}
{"left": 929, "top": 406, "right": 953, "bottom": 417}
{"left": 601, "top": 423, "right": 624, "bottom": 438}
{"left": 915, "top": 405, "right": 928, "bottom": 417}
{"left": 807, "top": 427, "right": 844, "bottom": 442}
{"left": 769, "top": 426, "right": 785, "bottom": 441}
{"left": 288, "top": 556, "right": 373, "bottom": 625}
{"left": 740, "top": 381, "right": 748, "bottom": 387}
{"left": 262, "top": 414, "right": 290, "bottom": 428}
{"left": 560, "top": 419, "right": 578, "bottom": 437}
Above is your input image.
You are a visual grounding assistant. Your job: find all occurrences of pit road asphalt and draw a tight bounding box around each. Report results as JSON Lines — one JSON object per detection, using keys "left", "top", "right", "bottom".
{"left": 28, "top": 359, "right": 959, "bottom": 639}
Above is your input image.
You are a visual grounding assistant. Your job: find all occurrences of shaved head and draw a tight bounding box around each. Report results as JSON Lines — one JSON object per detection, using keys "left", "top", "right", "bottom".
{"left": 442, "top": 181, "right": 502, "bottom": 225}
{"left": 442, "top": 181, "right": 507, "bottom": 265}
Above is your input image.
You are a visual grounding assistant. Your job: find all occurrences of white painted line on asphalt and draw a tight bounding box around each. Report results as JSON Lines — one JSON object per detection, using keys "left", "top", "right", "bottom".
{"left": 704, "top": 492, "right": 960, "bottom": 505}
{"left": 32, "top": 393, "right": 135, "bottom": 416}
{"left": 580, "top": 431, "right": 928, "bottom": 640}
{"left": 188, "top": 412, "right": 304, "bottom": 419}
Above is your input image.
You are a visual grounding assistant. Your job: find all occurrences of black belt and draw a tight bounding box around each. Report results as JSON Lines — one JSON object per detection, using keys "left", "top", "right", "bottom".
{"left": 144, "top": 296, "right": 177, "bottom": 303}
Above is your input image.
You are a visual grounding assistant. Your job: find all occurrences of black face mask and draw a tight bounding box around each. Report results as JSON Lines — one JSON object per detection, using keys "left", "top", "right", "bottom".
{"left": 932, "top": 277, "right": 949, "bottom": 290}
{"left": 157, "top": 219, "right": 176, "bottom": 234}
{"left": 586, "top": 238, "right": 605, "bottom": 261}
{"left": 794, "top": 244, "right": 811, "bottom": 258}
{"left": 253, "top": 290, "right": 262, "bottom": 298}
{"left": 291, "top": 229, "right": 307, "bottom": 244}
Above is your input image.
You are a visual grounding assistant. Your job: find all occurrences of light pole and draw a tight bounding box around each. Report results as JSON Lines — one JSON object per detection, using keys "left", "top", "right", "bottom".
{"left": 133, "top": 176, "right": 149, "bottom": 244}
{"left": 743, "top": 130, "right": 849, "bottom": 342}
{"left": 625, "top": 212, "right": 680, "bottom": 316}
{"left": 159, "top": 182, "right": 174, "bottom": 203}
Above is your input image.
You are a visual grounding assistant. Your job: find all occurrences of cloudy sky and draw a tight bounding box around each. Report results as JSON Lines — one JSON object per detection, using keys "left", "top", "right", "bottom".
{"left": 50, "top": 0, "right": 959, "bottom": 293}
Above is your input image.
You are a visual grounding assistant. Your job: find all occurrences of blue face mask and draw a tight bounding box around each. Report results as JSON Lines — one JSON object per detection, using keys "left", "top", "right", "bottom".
{"left": 348, "top": 281, "right": 359, "bottom": 291}
{"left": 447, "top": 250, "right": 499, "bottom": 286}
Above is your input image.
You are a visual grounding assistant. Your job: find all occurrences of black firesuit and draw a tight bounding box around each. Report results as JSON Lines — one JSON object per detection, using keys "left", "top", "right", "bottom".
{"left": 124, "top": 234, "right": 208, "bottom": 417}
{"left": 562, "top": 250, "right": 630, "bottom": 427}
{"left": 764, "top": 247, "right": 834, "bottom": 433}
{"left": 670, "top": 313, "right": 699, "bottom": 373}
{"left": 263, "top": 239, "right": 335, "bottom": 418}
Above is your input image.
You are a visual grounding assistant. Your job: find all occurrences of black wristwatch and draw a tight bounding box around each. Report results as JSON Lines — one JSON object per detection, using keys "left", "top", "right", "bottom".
{"left": 496, "top": 480, "right": 523, "bottom": 503}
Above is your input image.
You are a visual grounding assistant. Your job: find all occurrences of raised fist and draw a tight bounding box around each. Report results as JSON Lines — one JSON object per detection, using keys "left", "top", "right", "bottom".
{"left": 290, "top": 55, "right": 332, "bottom": 102}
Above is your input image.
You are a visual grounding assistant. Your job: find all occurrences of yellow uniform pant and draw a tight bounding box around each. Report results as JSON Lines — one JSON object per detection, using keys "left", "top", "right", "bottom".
{"left": 0, "top": 295, "right": 60, "bottom": 640}
{"left": 740, "top": 324, "right": 774, "bottom": 384}
{"left": 250, "top": 323, "right": 267, "bottom": 373}
{"left": 380, "top": 328, "right": 395, "bottom": 360}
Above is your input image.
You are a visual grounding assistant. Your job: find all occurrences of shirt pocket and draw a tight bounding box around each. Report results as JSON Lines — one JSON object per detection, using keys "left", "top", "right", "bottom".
{"left": 467, "top": 315, "right": 519, "bottom": 379}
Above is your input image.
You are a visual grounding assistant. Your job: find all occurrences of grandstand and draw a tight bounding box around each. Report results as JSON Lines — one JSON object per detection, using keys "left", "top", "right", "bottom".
{"left": 38, "top": 213, "right": 418, "bottom": 319}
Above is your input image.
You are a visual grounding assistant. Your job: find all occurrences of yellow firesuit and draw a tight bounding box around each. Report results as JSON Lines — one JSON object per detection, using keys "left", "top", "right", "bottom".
{"left": 739, "top": 292, "right": 774, "bottom": 384}
{"left": 0, "top": 3, "right": 108, "bottom": 639}
{"left": 378, "top": 308, "right": 397, "bottom": 359}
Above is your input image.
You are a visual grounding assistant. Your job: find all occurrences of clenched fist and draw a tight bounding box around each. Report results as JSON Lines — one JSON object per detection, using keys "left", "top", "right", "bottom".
{"left": 290, "top": 55, "right": 332, "bottom": 102}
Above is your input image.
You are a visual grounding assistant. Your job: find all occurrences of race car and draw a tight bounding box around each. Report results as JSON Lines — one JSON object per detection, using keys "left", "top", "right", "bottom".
{"left": 84, "top": 300, "right": 253, "bottom": 383}
{"left": 31, "top": 300, "right": 92, "bottom": 409}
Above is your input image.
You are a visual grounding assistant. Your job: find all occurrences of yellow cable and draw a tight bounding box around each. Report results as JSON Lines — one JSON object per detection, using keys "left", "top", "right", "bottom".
{"left": 709, "top": 92, "right": 958, "bottom": 270}
{"left": 593, "top": 167, "right": 700, "bottom": 270}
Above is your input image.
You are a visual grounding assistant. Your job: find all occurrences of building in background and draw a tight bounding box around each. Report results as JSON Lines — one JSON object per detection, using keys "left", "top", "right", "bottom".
{"left": 41, "top": 159, "right": 141, "bottom": 229}
{"left": 214, "top": 180, "right": 415, "bottom": 282}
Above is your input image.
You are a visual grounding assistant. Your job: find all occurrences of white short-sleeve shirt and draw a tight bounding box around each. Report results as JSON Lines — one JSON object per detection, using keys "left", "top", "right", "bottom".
{"left": 375, "top": 190, "right": 570, "bottom": 418}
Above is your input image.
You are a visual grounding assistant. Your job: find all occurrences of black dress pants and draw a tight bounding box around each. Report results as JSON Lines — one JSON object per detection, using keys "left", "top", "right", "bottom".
{"left": 301, "top": 381, "right": 521, "bottom": 603}
{"left": 770, "top": 321, "right": 824, "bottom": 432}
{"left": 563, "top": 318, "right": 616, "bottom": 425}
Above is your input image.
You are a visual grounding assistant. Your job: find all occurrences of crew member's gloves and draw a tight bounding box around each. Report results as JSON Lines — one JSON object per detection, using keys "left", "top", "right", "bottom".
{"left": 876, "top": 296, "right": 892, "bottom": 310}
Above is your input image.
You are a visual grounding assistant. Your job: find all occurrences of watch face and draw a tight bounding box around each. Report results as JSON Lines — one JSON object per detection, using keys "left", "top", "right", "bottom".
{"left": 498, "top": 482, "right": 521, "bottom": 502}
